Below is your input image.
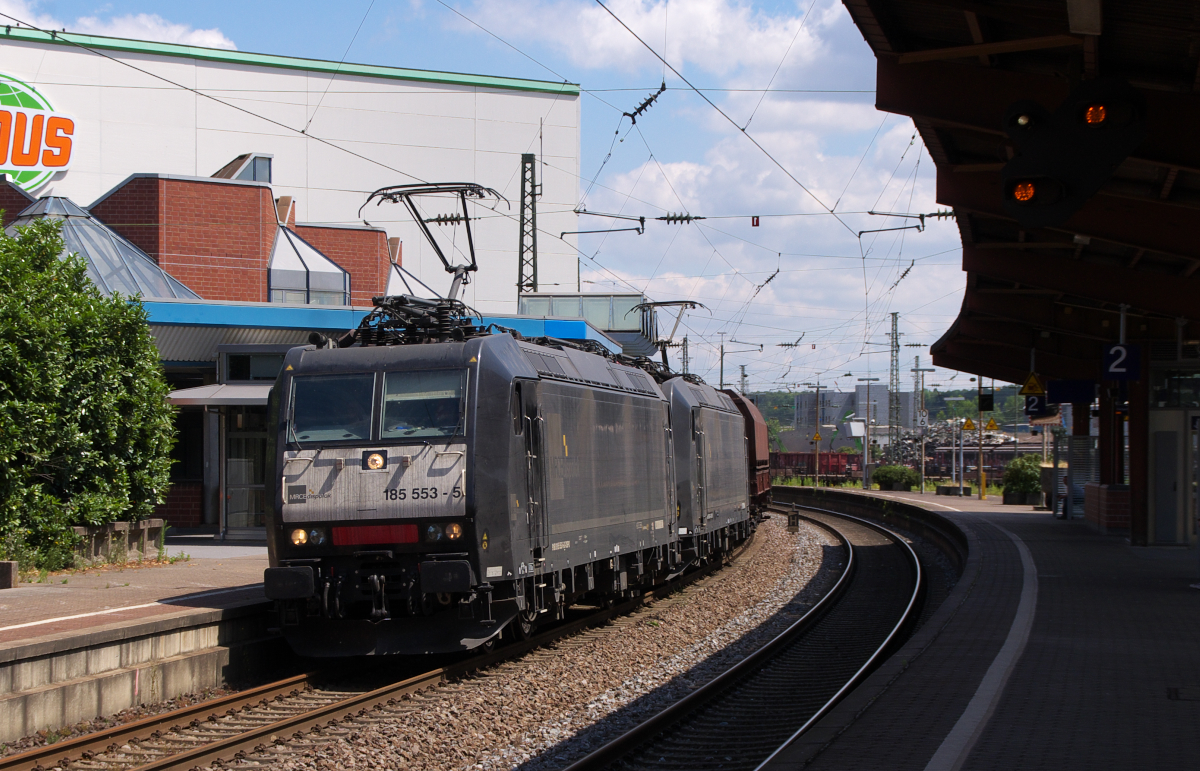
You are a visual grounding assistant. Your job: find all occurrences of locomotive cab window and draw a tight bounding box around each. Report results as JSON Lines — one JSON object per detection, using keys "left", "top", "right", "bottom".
{"left": 381, "top": 370, "right": 466, "bottom": 439}
{"left": 290, "top": 373, "right": 375, "bottom": 443}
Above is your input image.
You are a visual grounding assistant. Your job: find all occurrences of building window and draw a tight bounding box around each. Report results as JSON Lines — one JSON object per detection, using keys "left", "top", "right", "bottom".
{"left": 238, "top": 156, "right": 272, "bottom": 183}
{"left": 169, "top": 409, "right": 204, "bottom": 481}
{"left": 1152, "top": 370, "right": 1200, "bottom": 408}
{"left": 517, "top": 293, "right": 646, "bottom": 332}
{"left": 211, "top": 152, "right": 273, "bottom": 184}
{"left": 226, "top": 353, "right": 285, "bottom": 382}
{"left": 268, "top": 227, "right": 350, "bottom": 306}
{"left": 519, "top": 296, "right": 551, "bottom": 316}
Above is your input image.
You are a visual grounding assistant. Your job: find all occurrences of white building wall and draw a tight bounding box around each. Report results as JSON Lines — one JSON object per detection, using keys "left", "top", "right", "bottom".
{"left": 0, "top": 33, "right": 580, "bottom": 314}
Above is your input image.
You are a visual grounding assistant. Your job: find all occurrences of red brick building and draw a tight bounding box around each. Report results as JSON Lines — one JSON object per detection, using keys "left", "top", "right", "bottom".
{"left": 37, "top": 162, "right": 403, "bottom": 533}
{"left": 90, "top": 173, "right": 393, "bottom": 306}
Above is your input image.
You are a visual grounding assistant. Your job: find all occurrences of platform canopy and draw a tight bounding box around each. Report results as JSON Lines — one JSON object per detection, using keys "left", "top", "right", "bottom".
{"left": 842, "top": 0, "right": 1200, "bottom": 383}
{"left": 167, "top": 383, "right": 273, "bottom": 406}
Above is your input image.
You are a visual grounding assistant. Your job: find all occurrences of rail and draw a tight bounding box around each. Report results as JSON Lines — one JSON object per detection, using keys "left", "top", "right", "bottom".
{"left": 0, "top": 533, "right": 758, "bottom": 771}
{"left": 560, "top": 506, "right": 924, "bottom": 771}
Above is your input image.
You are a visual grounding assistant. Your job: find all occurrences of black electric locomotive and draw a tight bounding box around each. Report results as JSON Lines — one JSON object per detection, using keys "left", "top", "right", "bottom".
{"left": 262, "top": 300, "right": 759, "bottom": 655}
{"left": 261, "top": 183, "right": 766, "bottom": 656}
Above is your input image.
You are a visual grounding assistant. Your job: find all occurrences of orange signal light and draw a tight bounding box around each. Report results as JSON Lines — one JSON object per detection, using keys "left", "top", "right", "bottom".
{"left": 1084, "top": 104, "right": 1106, "bottom": 124}
{"left": 1012, "top": 181, "right": 1036, "bottom": 202}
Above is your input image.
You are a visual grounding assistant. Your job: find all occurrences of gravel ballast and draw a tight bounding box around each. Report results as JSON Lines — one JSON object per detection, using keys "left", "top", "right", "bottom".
{"left": 265, "top": 517, "right": 841, "bottom": 771}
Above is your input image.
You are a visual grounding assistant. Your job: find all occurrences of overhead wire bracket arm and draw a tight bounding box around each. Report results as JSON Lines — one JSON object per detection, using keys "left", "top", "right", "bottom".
{"left": 574, "top": 208, "right": 647, "bottom": 226}
{"left": 859, "top": 209, "right": 955, "bottom": 237}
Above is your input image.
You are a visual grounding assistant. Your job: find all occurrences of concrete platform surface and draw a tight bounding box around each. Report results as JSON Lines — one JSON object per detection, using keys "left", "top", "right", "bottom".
{"left": 765, "top": 489, "right": 1200, "bottom": 771}
{"left": 163, "top": 534, "right": 268, "bottom": 560}
{"left": 0, "top": 548, "right": 267, "bottom": 648}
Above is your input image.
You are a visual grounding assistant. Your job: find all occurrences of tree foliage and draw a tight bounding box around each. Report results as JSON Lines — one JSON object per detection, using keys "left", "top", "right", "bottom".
{"left": 1003, "top": 453, "right": 1044, "bottom": 494}
{"left": 872, "top": 464, "right": 919, "bottom": 490}
{"left": 0, "top": 218, "right": 174, "bottom": 569}
{"left": 765, "top": 417, "right": 788, "bottom": 452}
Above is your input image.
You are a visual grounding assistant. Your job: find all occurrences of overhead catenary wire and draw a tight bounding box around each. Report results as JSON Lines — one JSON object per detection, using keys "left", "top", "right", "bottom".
{"left": 14, "top": 9, "right": 955, "bottom": 383}
{"left": 833, "top": 115, "right": 889, "bottom": 211}
{"left": 592, "top": 0, "right": 857, "bottom": 237}
{"left": 742, "top": 0, "right": 820, "bottom": 131}
{"left": 303, "top": 0, "right": 376, "bottom": 133}
{"left": 0, "top": 12, "right": 428, "bottom": 186}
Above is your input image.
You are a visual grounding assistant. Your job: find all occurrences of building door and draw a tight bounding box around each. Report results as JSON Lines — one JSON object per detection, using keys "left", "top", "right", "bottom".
{"left": 1153, "top": 430, "right": 1179, "bottom": 543}
{"left": 224, "top": 405, "right": 268, "bottom": 535}
{"left": 1190, "top": 413, "right": 1200, "bottom": 546}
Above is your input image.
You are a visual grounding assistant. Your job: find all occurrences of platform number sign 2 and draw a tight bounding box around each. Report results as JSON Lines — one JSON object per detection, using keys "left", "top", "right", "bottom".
{"left": 1025, "top": 394, "right": 1049, "bottom": 416}
{"left": 1103, "top": 344, "right": 1141, "bottom": 381}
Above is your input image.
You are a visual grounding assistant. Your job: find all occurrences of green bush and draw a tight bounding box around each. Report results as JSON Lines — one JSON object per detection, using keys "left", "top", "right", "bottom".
{"left": 0, "top": 218, "right": 175, "bottom": 569}
{"left": 872, "top": 465, "right": 919, "bottom": 490}
{"left": 1003, "top": 453, "right": 1043, "bottom": 494}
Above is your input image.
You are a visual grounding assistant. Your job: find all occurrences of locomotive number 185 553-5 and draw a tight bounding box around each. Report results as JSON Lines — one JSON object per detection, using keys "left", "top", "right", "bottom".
{"left": 383, "top": 486, "right": 464, "bottom": 501}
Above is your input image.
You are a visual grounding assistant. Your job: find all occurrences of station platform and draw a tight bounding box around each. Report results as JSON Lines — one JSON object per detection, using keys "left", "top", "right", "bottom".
{"left": 0, "top": 538, "right": 276, "bottom": 743}
{"left": 0, "top": 537, "right": 267, "bottom": 647}
{"left": 765, "top": 490, "right": 1200, "bottom": 770}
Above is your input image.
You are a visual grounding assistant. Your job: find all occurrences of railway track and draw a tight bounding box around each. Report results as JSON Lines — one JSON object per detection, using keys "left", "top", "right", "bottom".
{"left": 1, "top": 533, "right": 760, "bottom": 771}
{"left": 560, "top": 506, "right": 924, "bottom": 771}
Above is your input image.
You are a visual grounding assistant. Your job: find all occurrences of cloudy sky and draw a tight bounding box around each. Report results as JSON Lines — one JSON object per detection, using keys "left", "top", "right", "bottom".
{"left": 2, "top": 0, "right": 973, "bottom": 393}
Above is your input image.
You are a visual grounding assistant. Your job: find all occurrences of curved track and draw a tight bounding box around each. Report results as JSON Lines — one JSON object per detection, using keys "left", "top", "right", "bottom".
{"left": 561, "top": 507, "right": 923, "bottom": 771}
{"left": 0, "top": 535, "right": 758, "bottom": 771}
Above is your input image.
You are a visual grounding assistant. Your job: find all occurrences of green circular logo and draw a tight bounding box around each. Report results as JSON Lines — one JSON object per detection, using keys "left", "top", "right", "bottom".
{"left": 0, "top": 73, "right": 59, "bottom": 192}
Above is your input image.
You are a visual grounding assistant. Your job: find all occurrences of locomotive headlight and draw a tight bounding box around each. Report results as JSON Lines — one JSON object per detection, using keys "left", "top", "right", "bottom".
{"left": 426, "top": 524, "right": 444, "bottom": 542}
{"left": 290, "top": 528, "right": 308, "bottom": 546}
{"left": 366, "top": 453, "right": 386, "bottom": 470}
{"left": 445, "top": 522, "right": 463, "bottom": 540}
{"left": 309, "top": 528, "right": 327, "bottom": 546}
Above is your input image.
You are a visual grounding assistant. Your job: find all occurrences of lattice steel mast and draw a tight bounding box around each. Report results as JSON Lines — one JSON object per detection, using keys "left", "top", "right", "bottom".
{"left": 517, "top": 153, "right": 538, "bottom": 294}
{"left": 888, "top": 312, "right": 902, "bottom": 459}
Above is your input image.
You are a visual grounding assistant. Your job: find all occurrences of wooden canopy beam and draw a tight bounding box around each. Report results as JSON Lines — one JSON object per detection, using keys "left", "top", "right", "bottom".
{"left": 897, "top": 34, "right": 1082, "bottom": 64}
{"left": 876, "top": 57, "right": 1200, "bottom": 170}
{"left": 961, "top": 244, "right": 1200, "bottom": 320}
{"left": 937, "top": 169, "right": 1200, "bottom": 262}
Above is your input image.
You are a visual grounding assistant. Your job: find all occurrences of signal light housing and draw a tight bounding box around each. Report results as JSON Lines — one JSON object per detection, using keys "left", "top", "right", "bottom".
{"left": 1084, "top": 104, "right": 1106, "bottom": 125}
{"left": 1006, "top": 177, "right": 1063, "bottom": 206}
{"left": 1000, "top": 78, "right": 1145, "bottom": 228}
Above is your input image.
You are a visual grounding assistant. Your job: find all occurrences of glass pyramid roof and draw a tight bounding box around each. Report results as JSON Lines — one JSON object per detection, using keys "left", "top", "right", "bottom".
{"left": 7, "top": 197, "right": 200, "bottom": 300}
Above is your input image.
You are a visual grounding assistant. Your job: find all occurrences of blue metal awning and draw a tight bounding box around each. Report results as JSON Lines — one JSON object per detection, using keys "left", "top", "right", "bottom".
{"left": 143, "top": 300, "right": 624, "bottom": 359}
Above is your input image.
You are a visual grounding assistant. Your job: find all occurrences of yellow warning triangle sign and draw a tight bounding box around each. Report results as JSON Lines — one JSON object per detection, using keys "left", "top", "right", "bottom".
{"left": 985, "top": 418, "right": 999, "bottom": 430}
{"left": 813, "top": 432, "right": 822, "bottom": 442}
{"left": 1019, "top": 372, "right": 1045, "bottom": 395}
{"left": 963, "top": 418, "right": 976, "bottom": 431}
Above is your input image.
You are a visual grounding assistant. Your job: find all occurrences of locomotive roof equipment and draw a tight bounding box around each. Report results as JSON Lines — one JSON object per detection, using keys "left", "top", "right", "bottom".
{"left": 358, "top": 182, "right": 507, "bottom": 301}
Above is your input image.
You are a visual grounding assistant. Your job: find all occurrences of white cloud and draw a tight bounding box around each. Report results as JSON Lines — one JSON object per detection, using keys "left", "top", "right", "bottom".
{"left": 575, "top": 105, "right": 965, "bottom": 384}
{"left": 0, "top": 1, "right": 235, "bottom": 50}
{"left": 73, "top": 13, "right": 236, "bottom": 49}
{"left": 459, "top": 0, "right": 839, "bottom": 76}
